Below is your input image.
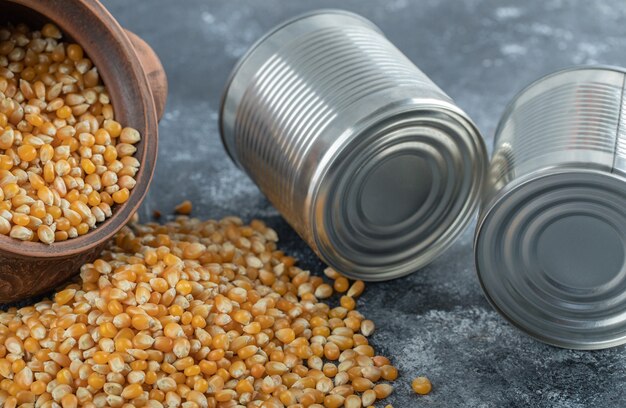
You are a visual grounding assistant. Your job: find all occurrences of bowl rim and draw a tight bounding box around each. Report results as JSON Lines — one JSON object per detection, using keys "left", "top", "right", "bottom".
{"left": 0, "top": 0, "right": 158, "bottom": 258}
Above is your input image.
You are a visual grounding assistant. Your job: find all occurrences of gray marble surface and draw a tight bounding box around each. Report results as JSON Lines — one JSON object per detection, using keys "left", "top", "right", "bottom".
{"left": 99, "top": 1, "right": 626, "bottom": 407}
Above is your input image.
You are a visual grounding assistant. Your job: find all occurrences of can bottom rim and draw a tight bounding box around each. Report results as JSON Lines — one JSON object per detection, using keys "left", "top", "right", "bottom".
{"left": 311, "top": 103, "right": 486, "bottom": 281}
{"left": 475, "top": 168, "right": 626, "bottom": 349}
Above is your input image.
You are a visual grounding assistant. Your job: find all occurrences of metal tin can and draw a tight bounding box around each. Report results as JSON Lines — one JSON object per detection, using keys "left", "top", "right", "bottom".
{"left": 220, "top": 10, "right": 487, "bottom": 281}
{"left": 475, "top": 66, "right": 626, "bottom": 349}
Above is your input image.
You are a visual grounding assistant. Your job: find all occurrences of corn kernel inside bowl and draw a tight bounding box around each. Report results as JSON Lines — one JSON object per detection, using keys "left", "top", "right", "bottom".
{"left": 0, "top": 22, "right": 141, "bottom": 244}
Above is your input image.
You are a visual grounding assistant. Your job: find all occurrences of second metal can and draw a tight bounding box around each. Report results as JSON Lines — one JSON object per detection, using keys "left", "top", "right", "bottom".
{"left": 220, "top": 10, "right": 487, "bottom": 280}
{"left": 475, "top": 66, "right": 626, "bottom": 349}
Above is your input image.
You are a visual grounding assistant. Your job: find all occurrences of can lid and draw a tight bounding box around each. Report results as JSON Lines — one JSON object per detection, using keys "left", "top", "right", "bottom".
{"left": 311, "top": 102, "right": 486, "bottom": 281}
{"left": 475, "top": 169, "right": 626, "bottom": 349}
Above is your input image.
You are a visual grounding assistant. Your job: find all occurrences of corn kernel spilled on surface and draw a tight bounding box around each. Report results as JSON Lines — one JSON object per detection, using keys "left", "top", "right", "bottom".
{"left": 0, "top": 22, "right": 141, "bottom": 244}
{"left": 411, "top": 376, "right": 432, "bottom": 395}
{"left": 0, "top": 216, "right": 397, "bottom": 407}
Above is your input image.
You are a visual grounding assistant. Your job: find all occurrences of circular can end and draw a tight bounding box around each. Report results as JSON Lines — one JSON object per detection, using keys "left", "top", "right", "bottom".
{"left": 475, "top": 169, "right": 626, "bottom": 349}
{"left": 311, "top": 101, "right": 487, "bottom": 281}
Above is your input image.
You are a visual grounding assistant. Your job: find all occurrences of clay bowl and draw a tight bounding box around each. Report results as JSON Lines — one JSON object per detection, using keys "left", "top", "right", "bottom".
{"left": 0, "top": 0, "right": 167, "bottom": 303}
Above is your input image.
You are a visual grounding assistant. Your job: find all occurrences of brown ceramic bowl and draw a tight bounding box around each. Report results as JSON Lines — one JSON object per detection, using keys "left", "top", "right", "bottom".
{"left": 0, "top": 0, "right": 167, "bottom": 303}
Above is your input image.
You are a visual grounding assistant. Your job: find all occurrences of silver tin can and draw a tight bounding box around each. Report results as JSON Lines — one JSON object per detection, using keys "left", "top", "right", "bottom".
{"left": 475, "top": 66, "right": 626, "bottom": 349}
{"left": 221, "top": 10, "right": 487, "bottom": 281}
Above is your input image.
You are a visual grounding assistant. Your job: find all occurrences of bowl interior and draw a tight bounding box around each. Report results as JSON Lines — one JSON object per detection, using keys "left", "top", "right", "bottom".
{"left": 0, "top": 0, "right": 158, "bottom": 258}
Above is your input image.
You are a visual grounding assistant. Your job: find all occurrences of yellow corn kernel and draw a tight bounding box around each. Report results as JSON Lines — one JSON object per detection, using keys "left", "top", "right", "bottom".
{"left": 30, "top": 380, "right": 46, "bottom": 395}
{"left": 98, "top": 322, "right": 117, "bottom": 338}
{"left": 54, "top": 289, "right": 76, "bottom": 306}
{"left": 103, "top": 120, "right": 122, "bottom": 137}
{"left": 175, "top": 280, "right": 192, "bottom": 296}
{"left": 174, "top": 200, "right": 192, "bottom": 215}
{"left": 411, "top": 376, "right": 432, "bottom": 395}
{"left": 112, "top": 188, "right": 129, "bottom": 204}
{"left": 42, "top": 23, "right": 62, "bottom": 39}
{"left": 66, "top": 44, "right": 83, "bottom": 61}
{"left": 12, "top": 213, "right": 29, "bottom": 227}
{"left": 334, "top": 277, "right": 350, "bottom": 293}
{"left": 56, "top": 106, "right": 72, "bottom": 119}
{"left": 56, "top": 368, "right": 72, "bottom": 385}
{"left": 121, "top": 383, "right": 143, "bottom": 399}
{"left": 17, "top": 145, "right": 37, "bottom": 162}
{"left": 37, "top": 225, "right": 54, "bottom": 245}
{"left": 80, "top": 158, "right": 96, "bottom": 175}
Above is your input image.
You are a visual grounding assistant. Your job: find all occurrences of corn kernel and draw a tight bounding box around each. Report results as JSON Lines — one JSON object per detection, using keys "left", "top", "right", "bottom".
{"left": 412, "top": 376, "right": 432, "bottom": 395}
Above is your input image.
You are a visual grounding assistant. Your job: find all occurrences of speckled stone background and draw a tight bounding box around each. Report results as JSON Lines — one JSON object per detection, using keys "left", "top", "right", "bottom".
{"left": 101, "top": 0, "right": 626, "bottom": 406}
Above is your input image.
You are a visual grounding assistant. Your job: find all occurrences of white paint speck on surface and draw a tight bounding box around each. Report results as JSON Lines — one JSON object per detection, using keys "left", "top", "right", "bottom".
{"left": 199, "top": 8, "right": 261, "bottom": 58}
{"left": 501, "top": 44, "right": 527, "bottom": 56}
{"left": 386, "top": 0, "right": 409, "bottom": 11}
{"left": 161, "top": 109, "right": 181, "bottom": 123}
{"left": 529, "top": 23, "right": 573, "bottom": 40}
{"left": 201, "top": 11, "right": 215, "bottom": 24}
{"left": 572, "top": 42, "right": 608, "bottom": 64}
{"left": 495, "top": 6, "right": 522, "bottom": 20}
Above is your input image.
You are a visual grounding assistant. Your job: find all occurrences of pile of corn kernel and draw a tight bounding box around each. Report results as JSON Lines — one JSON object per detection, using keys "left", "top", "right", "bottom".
{"left": 0, "top": 22, "right": 141, "bottom": 243}
{"left": 0, "top": 215, "right": 398, "bottom": 408}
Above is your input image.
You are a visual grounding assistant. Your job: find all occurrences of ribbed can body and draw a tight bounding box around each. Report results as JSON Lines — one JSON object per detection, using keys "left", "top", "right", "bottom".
{"left": 476, "top": 66, "right": 626, "bottom": 349}
{"left": 221, "top": 10, "right": 487, "bottom": 280}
